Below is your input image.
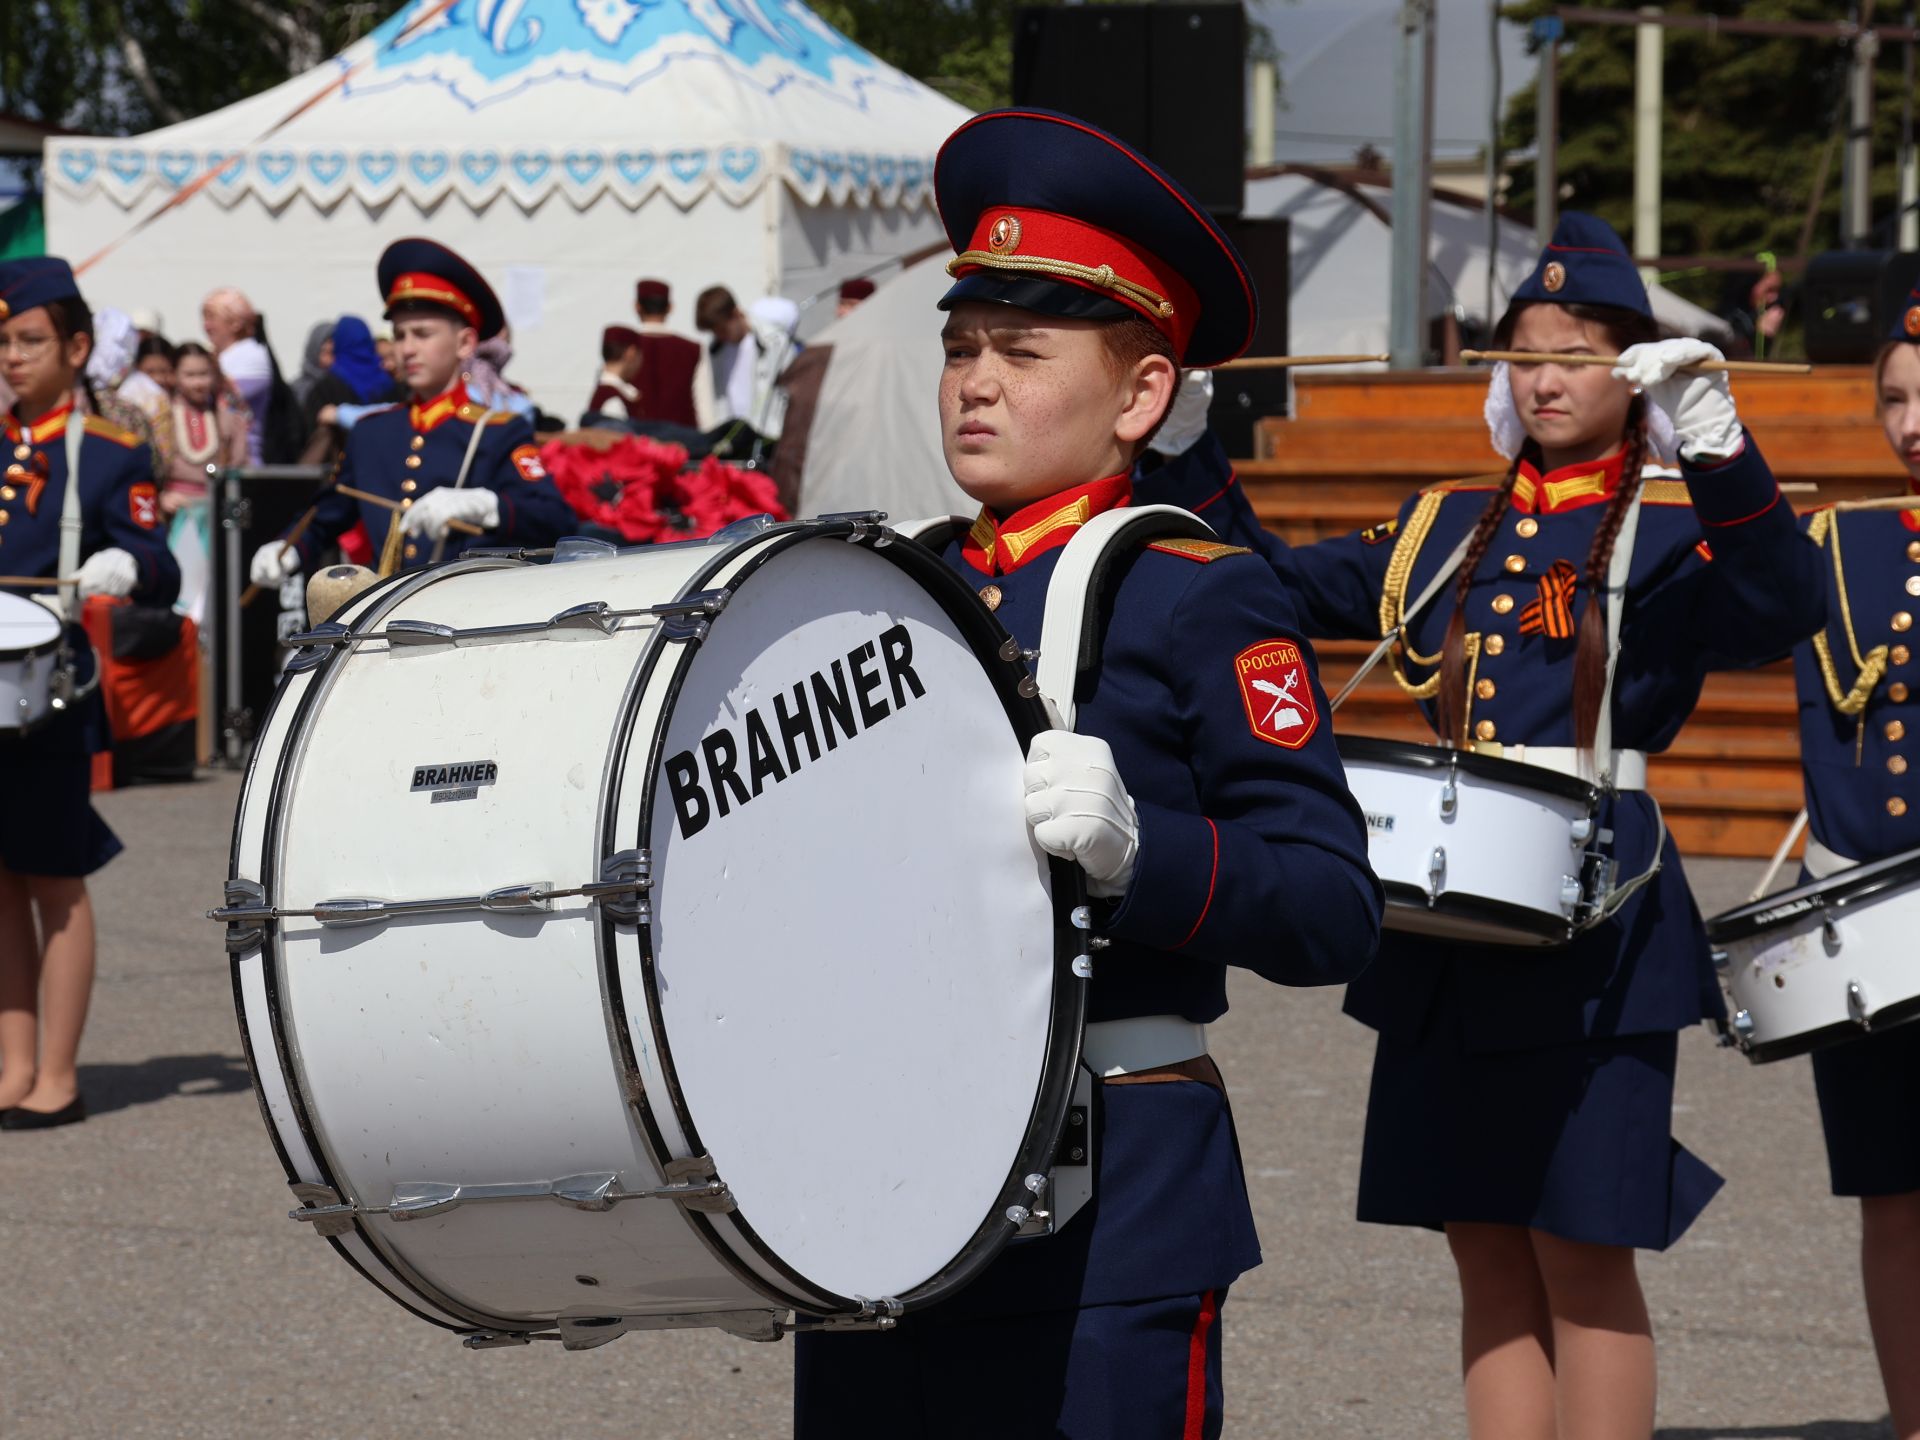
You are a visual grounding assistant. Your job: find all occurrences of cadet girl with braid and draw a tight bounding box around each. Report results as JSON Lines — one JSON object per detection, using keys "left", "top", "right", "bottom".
{"left": 1786, "top": 285, "right": 1920, "bottom": 1440}
{"left": 1136, "top": 214, "right": 1826, "bottom": 1439}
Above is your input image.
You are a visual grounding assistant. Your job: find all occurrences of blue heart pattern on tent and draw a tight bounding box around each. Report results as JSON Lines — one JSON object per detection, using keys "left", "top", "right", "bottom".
{"left": 668, "top": 150, "right": 708, "bottom": 185}
{"left": 848, "top": 153, "right": 870, "bottom": 190}
{"left": 257, "top": 152, "right": 297, "bottom": 187}
{"left": 157, "top": 151, "right": 196, "bottom": 187}
{"left": 511, "top": 152, "right": 551, "bottom": 186}
{"left": 358, "top": 152, "right": 399, "bottom": 185}
{"left": 564, "top": 152, "right": 604, "bottom": 186}
{"left": 720, "top": 147, "right": 760, "bottom": 185}
{"left": 57, "top": 150, "right": 98, "bottom": 186}
{"left": 107, "top": 150, "right": 148, "bottom": 186}
{"left": 873, "top": 155, "right": 897, "bottom": 190}
{"left": 409, "top": 152, "right": 450, "bottom": 185}
{"left": 615, "top": 151, "right": 655, "bottom": 186}
{"left": 213, "top": 153, "right": 245, "bottom": 185}
{"left": 460, "top": 151, "right": 501, "bottom": 186}
{"left": 308, "top": 152, "right": 348, "bottom": 185}
{"left": 788, "top": 150, "right": 818, "bottom": 185}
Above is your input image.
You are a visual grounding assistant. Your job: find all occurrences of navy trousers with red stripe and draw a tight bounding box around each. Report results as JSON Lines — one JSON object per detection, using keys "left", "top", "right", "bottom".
{"left": 793, "top": 1289, "right": 1224, "bottom": 1439}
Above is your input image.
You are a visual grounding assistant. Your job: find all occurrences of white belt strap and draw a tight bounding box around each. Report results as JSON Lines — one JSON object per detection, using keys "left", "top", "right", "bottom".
{"left": 1082, "top": 1017, "right": 1208, "bottom": 1077}
{"left": 1803, "top": 835, "right": 1855, "bottom": 881}
{"left": 59, "top": 401, "right": 86, "bottom": 622}
{"left": 429, "top": 405, "right": 499, "bottom": 565}
{"left": 1591, "top": 489, "right": 1644, "bottom": 787}
{"left": 1037, "top": 505, "right": 1216, "bottom": 730}
{"left": 1492, "top": 744, "right": 1649, "bottom": 791}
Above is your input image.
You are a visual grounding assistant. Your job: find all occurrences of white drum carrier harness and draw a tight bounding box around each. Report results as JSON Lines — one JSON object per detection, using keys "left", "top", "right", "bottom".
{"left": 902, "top": 506, "right": 1222, "bottom": 1078}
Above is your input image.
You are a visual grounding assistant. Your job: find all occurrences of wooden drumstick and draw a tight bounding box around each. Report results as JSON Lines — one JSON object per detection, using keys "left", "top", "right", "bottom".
{"left": 336, "top": 485, "right": 485, "bottom": 535}
{"left": 0, "top": 575, "right": 80, "bottom": 589}
{"left": 240, "top": 503, "right": 321, "bottom": 609}
{"left": 1215, "top": 353, "right": 1391, "bottom": 370}
{"left": 1459, "top": 349, "right": 1813, "bottom": 375}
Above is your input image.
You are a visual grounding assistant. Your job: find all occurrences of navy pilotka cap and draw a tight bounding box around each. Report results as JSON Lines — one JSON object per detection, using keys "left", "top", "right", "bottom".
{"left": 1890, "top": 280, "right": 1920, "bottom": 343}
{"left": 0, "top": 256, "right": 83, "bottom": 323}
{"left": 933, "top": 108, "right": 1258, "bottom": 368}
{"left": 1512, "top": 212, "right": 1651, "bottom": 318}
{"left": 378, "top": 238, "right": 507, "bottom": 340}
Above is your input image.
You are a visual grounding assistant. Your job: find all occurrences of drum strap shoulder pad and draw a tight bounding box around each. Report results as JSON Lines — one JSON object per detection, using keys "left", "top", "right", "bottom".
{"left": 893, "top": 514, "right": 974, "bottom": 552}
{"left": 1038, "top": 505, "right": 1215, "bottom": 731}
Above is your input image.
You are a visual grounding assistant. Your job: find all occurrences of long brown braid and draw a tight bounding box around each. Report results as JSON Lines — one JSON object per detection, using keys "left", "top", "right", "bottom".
{"left": 1436, "top": 300, "right": 1660, "bottom": 750}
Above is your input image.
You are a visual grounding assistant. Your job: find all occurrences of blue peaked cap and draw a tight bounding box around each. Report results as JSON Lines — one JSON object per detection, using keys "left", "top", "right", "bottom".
{"left": 1512, "top": 212, "right": 1650, "bottom": 318}
{"left": 0, "top": 256, "right": 82, "bottom": 323}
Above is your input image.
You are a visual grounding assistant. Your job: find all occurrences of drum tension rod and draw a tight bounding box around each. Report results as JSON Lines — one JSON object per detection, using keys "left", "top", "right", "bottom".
{"left": 287, "top": 1158, "right": 734, "bottom": 1234}
{"left": 282, "top": 592, "right": 731, "bottom": 655}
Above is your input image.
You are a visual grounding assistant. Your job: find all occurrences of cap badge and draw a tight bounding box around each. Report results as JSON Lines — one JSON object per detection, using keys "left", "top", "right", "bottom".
{"left": 1542, "top": 261, "right": 1567, "bottom": 293}
{"left": 988, "top": 215, "right": 1021, "bottom": 255}
{"left": 0, "top": 298, "right": 9, "bottom": 321}
{"left": 1906, "top": 304, "right": 1920, "bottom": 338}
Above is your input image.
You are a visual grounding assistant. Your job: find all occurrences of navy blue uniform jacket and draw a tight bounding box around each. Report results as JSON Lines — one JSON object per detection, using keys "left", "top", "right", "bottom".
{"left": 1137, "top": 432, "right": 1825, "bottom": 1053}
{"left": 291, "top": 382, "right": 572, "bottom": 571}
{"left": 1, "top": 401, "right": 178, "bottom": 606}
{"left": 1794, "top": 501, "right": 1920, "bottom": 864}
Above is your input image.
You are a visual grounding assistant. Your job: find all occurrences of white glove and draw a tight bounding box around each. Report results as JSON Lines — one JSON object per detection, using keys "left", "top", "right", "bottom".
{"left": 401, "top": 486, "right": 500, "bottom": 540}
{"left": 76, "top": 547, "right": 137, "bottom": 598}
{"left": 250, "top": 540, "right": 301, "bottom": 587}
{"left": 1613, "top": 338, "right": 1742, "bottom": 461}
{"left": 1147, "top": 368, "right": 1216, "bottom": 459}
{"left": 1023, "top": 729, "right": 1140, "bottom": 898}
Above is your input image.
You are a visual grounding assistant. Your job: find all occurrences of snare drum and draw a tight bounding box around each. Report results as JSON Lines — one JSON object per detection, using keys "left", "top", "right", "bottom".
{"left": 1706, "top": 846, "right": 1920, "bottom": 1062}
{"left": 215, "top": 517, "right": 1087, "bottom": 1348}
{"left": 0, "top": 591, "right": 94, "bottom": 736}
{"left": 1337, "top": 735, "right": 1609, "bottom": 948}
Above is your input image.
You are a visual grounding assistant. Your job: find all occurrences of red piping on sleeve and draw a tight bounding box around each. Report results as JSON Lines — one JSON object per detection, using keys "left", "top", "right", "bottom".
{"left": 1183, "top": 1289, "right": 1220, "bottom": 1440}
{"left": 1176, "top": 819, "right": 1220, "bottom": 950}
{"left": 1186, "top": 470, "right": 1240, "bottom": 515}
{"left": 1700, "top": 485, "right": 1780, "bottom": 529}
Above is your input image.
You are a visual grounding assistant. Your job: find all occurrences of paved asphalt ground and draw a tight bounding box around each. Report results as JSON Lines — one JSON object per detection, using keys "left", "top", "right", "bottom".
{"left": 0, "top": 771, "right": 1896, "bottom": 1438}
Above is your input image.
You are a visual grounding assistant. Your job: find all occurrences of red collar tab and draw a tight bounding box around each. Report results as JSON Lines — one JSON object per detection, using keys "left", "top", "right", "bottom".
{"left": 961, "top": 473, "right": 1132, "bottom": 575}
{"left": 388, "top": 271, "right": 481, "bottom": 330}
{"left": 1901, "top": 476, "right": 1920, "bottom": 530}
{"left": 1511, "top": 448, "right": 1629, "bottom": 515}
{"left": 12, "top": 399, "right": 77, "bottom": 446}
{"left": 948, "top": 206, "right": 1200, "bottom": 359}
{"left": 410, "top": 381, "right": 471, "bottom": 433}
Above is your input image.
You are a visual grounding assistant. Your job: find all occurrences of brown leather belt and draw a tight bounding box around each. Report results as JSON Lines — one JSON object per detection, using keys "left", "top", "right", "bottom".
{"left": 1103, "top": 1054, "right": 1223, "bottom": 1090}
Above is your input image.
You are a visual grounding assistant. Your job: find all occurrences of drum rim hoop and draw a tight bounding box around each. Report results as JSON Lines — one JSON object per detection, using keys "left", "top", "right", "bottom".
{"left": 1377, "top": 879, "right": 1577, "bottom": 949}
{"left": 624, "top": 518, "right": 1088, "bottom": 1317}
{"left": 1337, "top": 732, "right": 1601, "bottom": 807}
{"left": 1707, "top": 841, "right": 1920, "bottom": 941}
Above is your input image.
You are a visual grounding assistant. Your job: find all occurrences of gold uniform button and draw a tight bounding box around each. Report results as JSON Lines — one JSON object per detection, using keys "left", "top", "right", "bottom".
{"left": 1504, "top": 554, "right": 1526, "bottom": 574}
{"left": 400, "top": 497, "right": 413, "bottom": 509}
{"left": 978, "top": 584, "right": 1003, "bottom": 611}
{"left": 0, "top": 485, "right": 13, "bottom": 499}
{"left": 1484, "top": 634, "right": 1506, "bottom": 656}
{"left": 1892, "top": 756, "right": 1910, "bottom": 776}
{"left": 1474, "top": 719, "right": 1497, "bottom": 742}
{"left": 1908, "top": 540, "right": 1920, "bottom": 563}
{"left": 405, "top": 455, "right": 423, "bottom": 469}
{"left": 1897, "top": 645, "right": 1914, "bottom": 666}
{"left": 13, "top": 443, "right": 30, "bottom": 461}
{"left": 1908, "top": 576, "right": 1920, "bottom": 598}
{"left": 401, "top": 478, "right": 417, "bottom": 493}
{"left": 0, "top": 511, "right": 9, "bottom": 526}
{"left": 1889, "top": 720, "right": 1907, "bottom": 742}
{"left": 1891, "top": 796, "right": 1909, "bottom": 818}
{"left": 1492, "top": 594, "right": 1516, "bottom": 615}
{"left": 1475, "top": 678, "right": 1496, "bottom": 700}
{"left": 410, "top": 435, "right": 426, "bottom": 451}
{"left": 1893, "top": 683, "right": 1912, "bottom": 703}
{"left": 1516, "top": 517, "right": 1539, "bottom": 539}
{"left": 1897, "top": 612, "right": 1915, "bottom": 633}
{"left": 3, "top": 467, "right": 22, "bottom": 480}
{"left": 403, "top": 543, "right": 419, "bottom": 560}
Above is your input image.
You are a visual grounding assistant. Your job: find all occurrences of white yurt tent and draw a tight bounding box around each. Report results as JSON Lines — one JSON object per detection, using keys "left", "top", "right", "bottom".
{"left": 44, "top": 0, "right": 969, "bottom": 413}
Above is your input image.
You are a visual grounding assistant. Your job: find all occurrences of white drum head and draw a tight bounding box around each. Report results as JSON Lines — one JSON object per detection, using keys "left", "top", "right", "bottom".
{"left": 0, "top": 591, "right": 61, "bottom": 654}
{"left": 639, "top": 538, "right": 1063, "bottom": 1305}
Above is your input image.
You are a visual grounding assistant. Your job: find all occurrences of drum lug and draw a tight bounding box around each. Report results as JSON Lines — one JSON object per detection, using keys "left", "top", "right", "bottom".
{"left": 1847, "top": 980, "right": 1872, "bottom": 1030}
{"left": 1439, "top": 777, "right": 1458, "bottom": 819}
{"left": 662, "top": 1155, "right": 736, "bottom": 1213}
{"left": 216, "top": 878, "right": 269, "bottom": 954}
{"left": 285, "top": 621, "right": 349, "bottom": 673}
{"left": 1709, "top": 948, "right": 1730, "bottom": 973}
{"left": 1425, "top": 846, "right": 1447, "bottom": 903}
{"left": 462, "top": 1331, "right": 536, "bottom": 1350}
{"left": 288, "top": 1182, "right": 358, "bottom": 1238}
{"left": 1822, "top": 909, "right": 1843, "bottom": 954}
{"left": 591, "top": 849, "right": 652, "bottom": 925}
{"left": 818, "top": 509, "right": 890, "bottom": 544}
{"left": 1569, "top": 817, "right": 1594, "bottom": 845}
{"left": 554, "top": 1310, "right": 786, "bottom": 1349}
{"left": 1732, "top": 1008, "right": 1756, "bottom": 1042}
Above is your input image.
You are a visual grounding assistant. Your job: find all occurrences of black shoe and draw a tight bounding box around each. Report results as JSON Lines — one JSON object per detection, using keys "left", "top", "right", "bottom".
{"left": 1, "top": 1097, "right": 86, "bottom": 1130}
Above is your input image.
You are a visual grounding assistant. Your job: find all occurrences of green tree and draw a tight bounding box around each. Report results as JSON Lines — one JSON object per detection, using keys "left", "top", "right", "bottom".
{"left": 1499, "top": 0, "right": 1913, "bottom": 310}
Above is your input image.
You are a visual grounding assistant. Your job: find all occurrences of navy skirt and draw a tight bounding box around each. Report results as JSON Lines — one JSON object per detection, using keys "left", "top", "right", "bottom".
{"left": 1812, "top": 1021, "right": 1920, "bottom": 1197}
{"left": 1355, "top": 982, "right": 1723, "bottom": 1250}
{"left": 0, "top": 696, "right": 122, "bottom": 878}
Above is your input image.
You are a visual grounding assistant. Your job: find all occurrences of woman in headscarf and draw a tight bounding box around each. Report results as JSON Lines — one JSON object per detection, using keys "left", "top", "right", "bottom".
{"left": 84, "top": 306, "right": 173, "bottom": 481}
{"left": 293, "top": 320, "right": 335, "bottom": 410}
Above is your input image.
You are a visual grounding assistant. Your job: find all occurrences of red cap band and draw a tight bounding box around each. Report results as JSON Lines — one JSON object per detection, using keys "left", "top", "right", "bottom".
{"left": 387, "top": 272, "right": 481, "bottom": 329}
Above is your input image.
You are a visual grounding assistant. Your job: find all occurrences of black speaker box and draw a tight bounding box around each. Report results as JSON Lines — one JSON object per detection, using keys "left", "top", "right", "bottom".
{"left": 1207, "top": 216, "right": 1290, "bottom": 458}
{"left": 1012, "top": 4, "right": 1246, "bottom": 217}
{"left": 1803, "top": 250, "right": 1920, "bottom": 364}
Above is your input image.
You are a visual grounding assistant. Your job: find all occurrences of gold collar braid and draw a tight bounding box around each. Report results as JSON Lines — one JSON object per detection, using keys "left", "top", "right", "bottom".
{"left": 947, "top": 253, "right": 1175, "bottom": 319}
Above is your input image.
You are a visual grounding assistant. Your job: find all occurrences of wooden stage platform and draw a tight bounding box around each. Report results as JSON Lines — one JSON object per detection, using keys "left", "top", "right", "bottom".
{"left": 1247, "top": 367, "right": 1907, "bottom": 858}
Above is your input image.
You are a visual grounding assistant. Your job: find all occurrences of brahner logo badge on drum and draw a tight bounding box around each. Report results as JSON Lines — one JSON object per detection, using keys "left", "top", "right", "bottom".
{"left": 1233, "top": 640, "right": 1318, "bottom": 749}
{"left": 409, "top": 760, "right": 499, "bottom": 802}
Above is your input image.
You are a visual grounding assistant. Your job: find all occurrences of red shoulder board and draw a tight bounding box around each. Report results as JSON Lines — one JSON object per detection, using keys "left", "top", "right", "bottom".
{"left": 1359, "top": 517, "right": 1399, "bottom": 545}
{"left": 129, "top": 482, "right": 160, "bottom": 530}
{"left": 511, "top": 445, "right": 548, "bottom": 483}
{"left": 1234, "top": 640, "right": 1319, "bottom": 750}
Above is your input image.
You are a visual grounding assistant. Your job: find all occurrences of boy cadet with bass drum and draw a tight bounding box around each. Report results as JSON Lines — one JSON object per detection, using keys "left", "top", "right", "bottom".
{"left": 0, "top": 257, "right": 180, "bottom": 1131}
{"left": 1136, "top": 213, "right": 1826, "bottom": 1439}
{"left": 1786, "top": 281, "right": 1920, "bottom": 1440}
{"left": 791, "top": 108, "right": 1384, "bottom": 1440}
{"left": 248, "top": 239, "right": 573, "bottom": 590}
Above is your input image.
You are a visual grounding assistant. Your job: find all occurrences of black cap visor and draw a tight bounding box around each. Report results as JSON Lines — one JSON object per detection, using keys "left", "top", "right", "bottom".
{"left": 938, "top": 270, "right": 1134, "bottom": 324}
